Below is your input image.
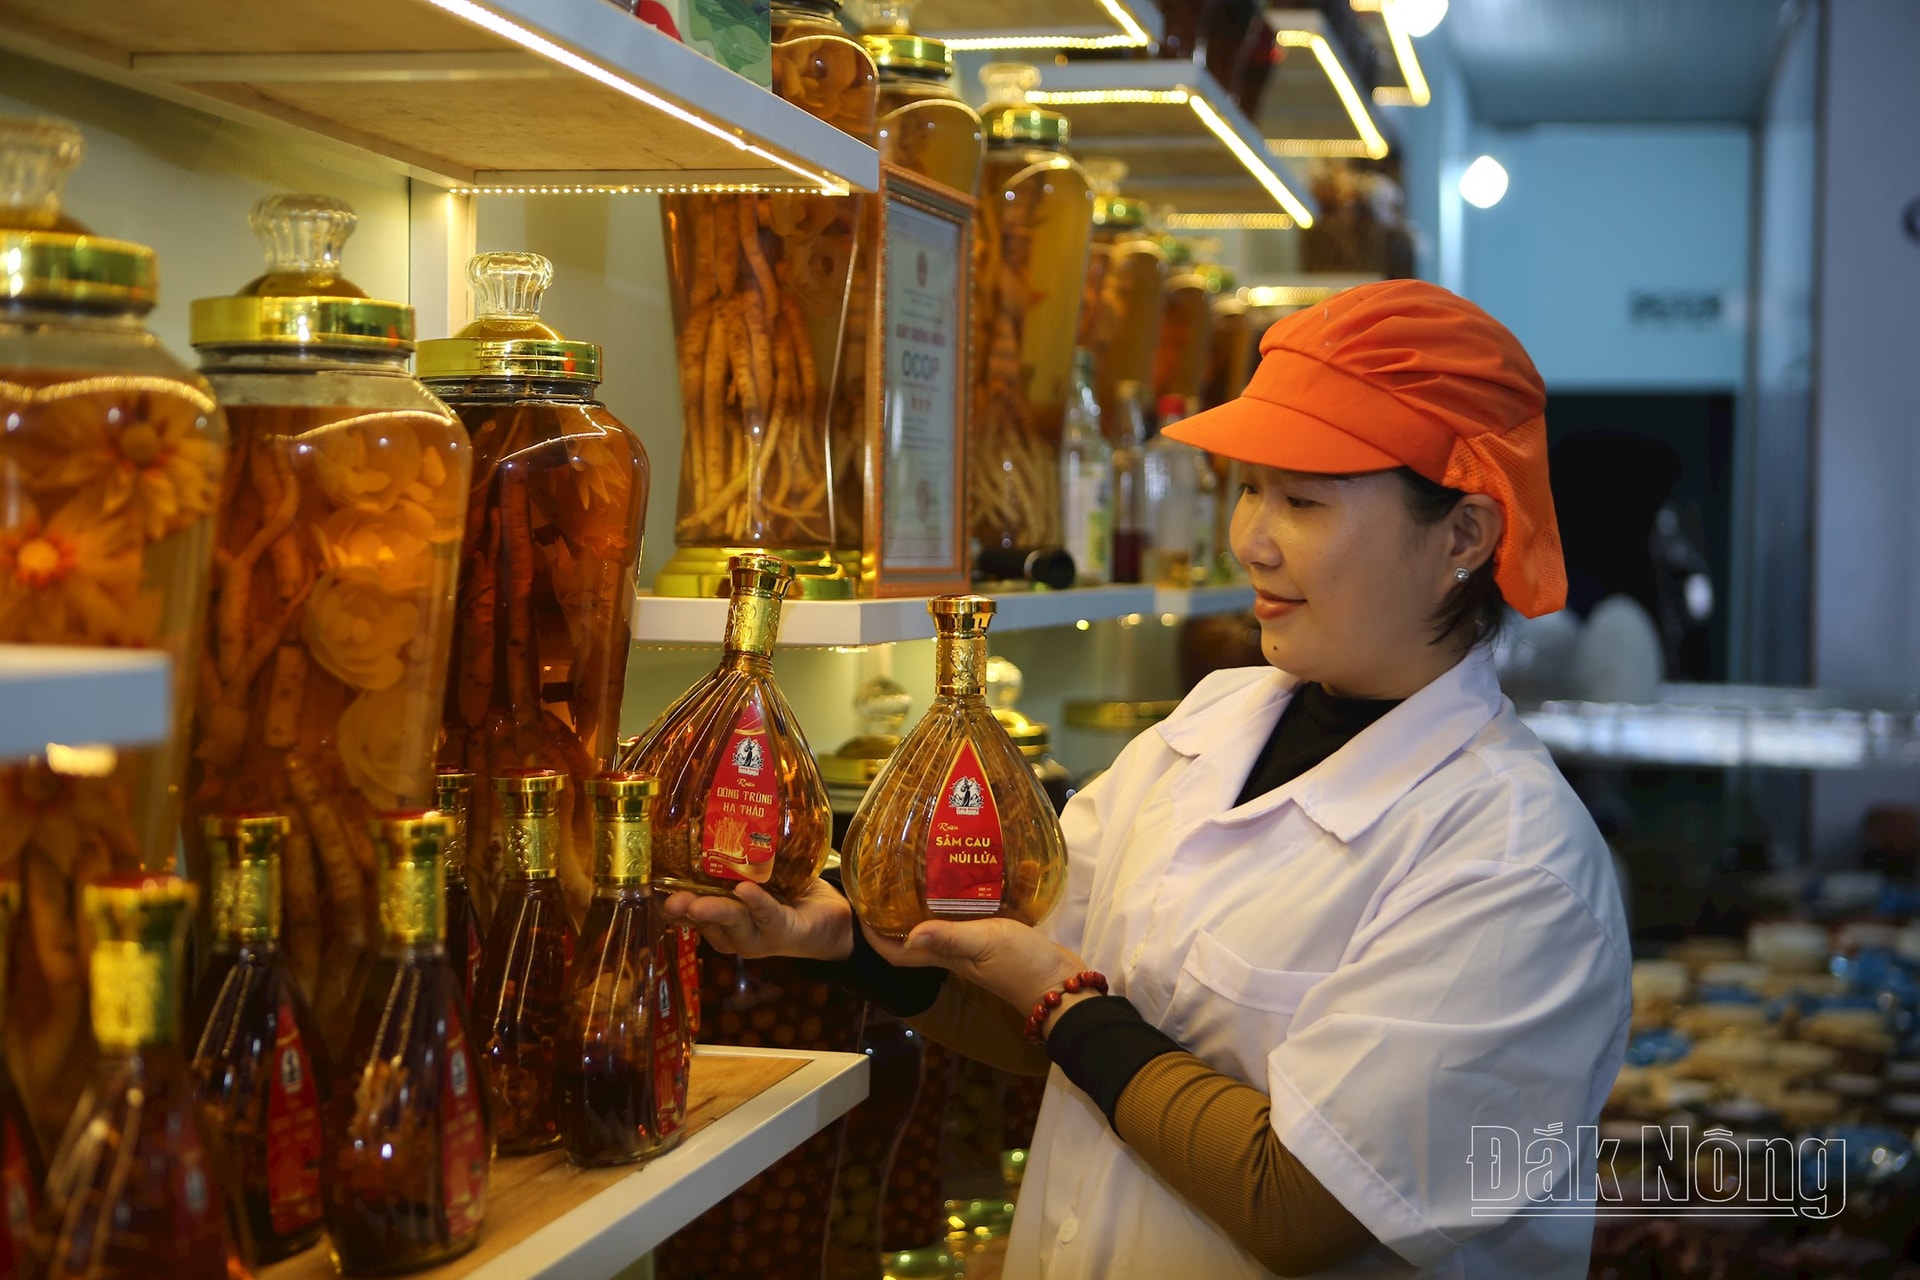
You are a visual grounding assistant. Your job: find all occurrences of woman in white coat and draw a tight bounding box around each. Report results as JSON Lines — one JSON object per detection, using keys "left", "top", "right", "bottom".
{"left": 666, "top": 279, "right": 1631, "bottom": 1279}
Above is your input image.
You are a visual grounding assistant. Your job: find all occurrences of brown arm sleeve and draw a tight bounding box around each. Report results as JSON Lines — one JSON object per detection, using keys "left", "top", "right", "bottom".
{"left": 905, "top": 978, "right": 1051, "bottom": 1077}
{"left": 1112, "top": 1052, "right": 1376, "bottom": 1277}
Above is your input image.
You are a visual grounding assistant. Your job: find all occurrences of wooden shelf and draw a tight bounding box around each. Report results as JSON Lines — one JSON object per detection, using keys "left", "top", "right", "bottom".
{"left": 263, "top": 1046, "right": 868, "bottom": 1280}
{"left": 0, "top": 644, "right": 172, "bottom": 762}
{"left": 0, "top": 0, "right": 879, "bottom": 191}
{"left": 1255, "top": 7, "right": 1395, "bottom": 161}
{"left": 1023, "top": 59, "right": 1317, "bottom": 224}
{"left": 914, "top": 0, "right": 1162, "bottom": 50}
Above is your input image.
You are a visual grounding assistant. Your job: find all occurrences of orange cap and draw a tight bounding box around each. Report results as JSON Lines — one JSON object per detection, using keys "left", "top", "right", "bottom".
{"left": 1163, "top": 279, "right": 1565, "bottom": 618}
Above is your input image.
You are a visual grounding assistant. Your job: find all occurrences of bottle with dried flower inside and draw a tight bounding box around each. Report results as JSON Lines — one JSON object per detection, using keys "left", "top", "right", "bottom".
{"left": 621, "top": 555, "right": 832, "bottom": 903}
{"left": 971, "top": 64, "right": 1095, "bottom": 554}
{"left": 0, "top": 115, "right": 227, "bottom": 1142}
{"left": 419, "top": 253, "right": 648, "bottom": 925}
{"left": 471, "top": 769, "right": 574, "bottom": 1154}
{"left": 435, "top": 769, "right": 486, "bottom": 1006}
{"left": 0, "top": 882, "right": 45, "bottom": 1276}
{"left": 656, "top": 0, "right": 878, "bottom": 599}
{"left": 187, "top": 194, "right": 470, "bottom": 1055}
{"left": 558, "top": 774, "right": 689, "bottom": 1167}
{"left": 187, "top": 813, "right": 331, "bottom": 1263}
{"left": 323, "top": 812, "right": 490, "bottom": 1275}
{"left": 840, "top": 597, "right": 1068, "bottom": 937}
{"left": 36, "top": 875, "right": 254, "bottom": 1279}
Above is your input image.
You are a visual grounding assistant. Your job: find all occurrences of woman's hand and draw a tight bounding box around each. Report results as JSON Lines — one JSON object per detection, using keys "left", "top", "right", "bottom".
{"left": 660, "top": 878, "right": 854, "bottom": 962}
{"left": 867, "top": 917, "right": 1088, "bottom": 1014}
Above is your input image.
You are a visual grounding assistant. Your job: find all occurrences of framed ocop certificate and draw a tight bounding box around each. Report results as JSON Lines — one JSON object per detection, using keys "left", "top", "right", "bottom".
{"left": 863, "top": 164, "right": 973, "bottom": 597}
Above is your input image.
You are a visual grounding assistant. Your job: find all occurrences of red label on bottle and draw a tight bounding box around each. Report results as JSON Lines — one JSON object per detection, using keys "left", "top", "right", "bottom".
{"left": 699, "top": 699, "right": 780, "bottom": 883}
{"left": 266, "top": 999, "right": 323, "bottom": 1234}
{"left": 925, "top": 740, "right": 1005, "bottom": 917}
{"left": 0, "top": 1120, "right": 34, "bottom": 1274}
{"left": 652, "top": 958, "right": 688, "bottom": 1138}
{"left": 676, "top": 924, "right": 702, "bottom": 1037}
{"left": 440, "top": 1008, "right": 488, "bottom": 1239}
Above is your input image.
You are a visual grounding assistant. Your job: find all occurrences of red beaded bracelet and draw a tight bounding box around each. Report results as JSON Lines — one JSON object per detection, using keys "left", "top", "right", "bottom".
{"left": 1023, "top": 970, "right": 1109, "bottom": 1043}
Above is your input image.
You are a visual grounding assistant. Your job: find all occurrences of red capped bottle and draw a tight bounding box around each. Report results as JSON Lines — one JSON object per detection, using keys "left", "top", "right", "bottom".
{"left": 187, "top": 813, "right": 331, "bottom": 1263}
{"left": 471, "top": 769, "right": 575, "bottom": 1154}
{"left": 558, "top": 774, "right": 690, "bottom": 1167}
{"left": 322, "top": 812, "right": 491, "bottom": 1274}
{"left": 35, "top": 875, "right": 254, "bottom": 1279}
{"left": 436, "top": 769, "right": 487, "bottom": 1007}
{"left": 0, "top": 882, "right": 45, "bottom": 1277}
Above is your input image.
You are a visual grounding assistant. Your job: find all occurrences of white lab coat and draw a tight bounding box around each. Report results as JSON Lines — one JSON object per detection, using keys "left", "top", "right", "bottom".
{"left": 1008, "top": 649, "right": 1631, "bottom": 1280}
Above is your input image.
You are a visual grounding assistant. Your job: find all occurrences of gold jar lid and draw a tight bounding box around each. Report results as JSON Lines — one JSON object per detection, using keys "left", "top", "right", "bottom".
{"left": 981, "top": 63, "right": 1069, "bottom": 149}
{"left": 416, "top": 251, "right": 601, "bottom": 384}
{"left": 863, "top": 32, "right": 952, "bottom": 77}
{"left": 0, "top": 116, "right": 158, "bottom": 312}
{"left": 190, "top": 193, "right": 413, "bottom": 352}
{"left": 1085, "top": 157, "right": 1147, "bottom": 231}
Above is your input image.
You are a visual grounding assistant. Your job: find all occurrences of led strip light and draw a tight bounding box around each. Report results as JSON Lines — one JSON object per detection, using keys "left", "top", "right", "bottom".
{"left": 943, "top": 0, "right": 1154, "bottom": 51}
{"left": 1165, "top": 212, "right": 1297, "bottom": 230}
{"left": 1266, "top": 28, "right": 1391, "bottom": 160}
{"left": 1024, "top": 84, "right": 1315, "bottom": 227}
{"left": 426, "top": 0, "right": 850, "bottom": 193}
{"left": 1351, "top": 0, "right": 1432, "bottom": 107}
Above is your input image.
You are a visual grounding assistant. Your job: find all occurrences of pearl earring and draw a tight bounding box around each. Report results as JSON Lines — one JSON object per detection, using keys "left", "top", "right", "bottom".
{"left": 1454, "top": 567, "right": 1471, "bottom": 583}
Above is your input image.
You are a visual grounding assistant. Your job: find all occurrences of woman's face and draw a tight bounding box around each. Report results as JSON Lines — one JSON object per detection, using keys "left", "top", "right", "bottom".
{"left": 1229, "top": 465, "right": 1488, "bottom": 699}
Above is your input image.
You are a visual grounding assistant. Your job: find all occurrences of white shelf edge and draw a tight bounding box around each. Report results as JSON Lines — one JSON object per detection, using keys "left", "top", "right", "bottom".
{"left": 632, "top": 585, "right": 1162, "bottom": 648}
{"left": 0, "top": 644, "right": 172, "bottom": 762}
{"left": 485, "top": 1047, "right": 869, "bottom": 1280}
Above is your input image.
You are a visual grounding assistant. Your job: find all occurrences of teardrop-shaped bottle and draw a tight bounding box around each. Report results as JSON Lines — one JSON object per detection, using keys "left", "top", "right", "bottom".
{"left": 436, "top": 769, "right": 487, "bottom": 1007}
{"left": 187, "top": 813, "right": 331, "bottom": 1263}
{"left": 623, "top": 554, "right": 831, "bottom": 903}
{"left": 0, "top": 882, "right": 45, "bottom": 1277}
{"left": 36, "top": 875, "right": 255, "bottom": 1279}
{"left": 471, "top": 769, "right": 574, "bottom": 1154}
{"left": 840, "top": 597, "right": 1068, "bottom": 937}
{"left": 322, "top": 813, "right": 491, "bottom": 1275}
{"left": 558, "top": 774, "right": 690, "bottom": 1167}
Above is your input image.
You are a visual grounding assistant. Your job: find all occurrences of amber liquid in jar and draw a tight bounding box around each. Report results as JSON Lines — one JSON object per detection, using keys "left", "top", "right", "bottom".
{"left": 35, "top": 876, "right": 254, "bottom": 1280}
{"left": 971, "top": 69, "right": 1095, "bottom": 552}
{"left": 557, "top": 775, "right": 689, "bottom": 1167}
{"left": 323, "top": 813, "right": 491, "bottom": 1275}
{"left": 1154, "top": 269, "right": 1214, "bottom": 402}
{"left": 187, "top": 814, "right": 331, "bottom": 1263}
{"left": 660, "top": 1, "right": 877, "bottom": 554}
{"left": 424, "top": 252, "right": 649, "bottom": 926}
{"left": 840, "top": 597, "right": 1068, "bottom": 937}
{"left": 622, "top": 556, "right": 831, "bottom": 903}
{"left": 471, "top": 770, "right": 574, "bottom": 1155}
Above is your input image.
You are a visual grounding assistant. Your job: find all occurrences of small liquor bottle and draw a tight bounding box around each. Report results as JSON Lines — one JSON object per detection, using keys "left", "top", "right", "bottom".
{"left": 436, "top": 769, "right": 487, "bottom": 1007}
{"left": 557, "top": 774, "right": 690, "bottom": 1167}
{"left": 471, "top": 769, "right": 575, "bottom": 1154}
{"left": 188, "top": 813, "right": 331, "bottom": 1263}
{"left": 840, "top": 597, "right": 1069, "bottom": 937}
{"left": 323, "top": 813, "right": 491, "bottom": 1275}
{"left": 623, "top": 554, "right": 831, "bottom": 903}
{"left": 37, "top": 875, "right": 254, "bottom": 1280}
{"left": 0, "top": 882, "right": 45, "bottom": 1278}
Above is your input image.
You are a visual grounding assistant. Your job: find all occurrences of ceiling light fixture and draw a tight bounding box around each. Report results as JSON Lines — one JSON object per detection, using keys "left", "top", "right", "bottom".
{"left": 1458, "top": 155, "right": 1509, "bottom": 208}
{"left": 1389, "top": 0, "right": 1448, "bottom": 39}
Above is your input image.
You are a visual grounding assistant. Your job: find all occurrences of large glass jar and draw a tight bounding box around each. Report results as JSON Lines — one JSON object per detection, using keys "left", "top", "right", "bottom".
{"left": 186, "top": 194, "right": 471, "bottom": 1054}
{"left": 0, "top": 116, "right": 226, "bottom": 1144}
{"left": 1153, "top": 242, "right": 1215, "bottom": 403}
{"left": 1078, "top": 159, "right": 1166, "bottom": 431}
{"left": 656, "top": 0, "right": 878, "bottom": 599}
{"left": 828, "top": 2, "right": 984, "bottom": 561}
{"left": 985, "top": 656, "right": 1078, "bottom": 814}
{"left": 971, "top": 65, "right": 1095, "bottom": 553}
{"left": 417, "top": 252, "right": 649, "bottom": 924}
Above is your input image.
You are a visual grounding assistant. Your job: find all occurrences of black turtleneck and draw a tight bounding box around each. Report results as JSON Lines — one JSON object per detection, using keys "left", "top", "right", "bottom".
{"left": 1232, "top": 681, "right": 1402, "bottom": 808}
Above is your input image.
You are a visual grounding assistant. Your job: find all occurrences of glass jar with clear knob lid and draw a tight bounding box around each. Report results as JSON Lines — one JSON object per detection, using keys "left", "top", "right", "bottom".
{"left": 186, "top": 194, "right": 470, "bottom": 1051}
{"left": 1079, "top": 159, "right": 1167, "bottom": 433}
{"left": 416, "top": 252, "right": 650, "bottom": 928}
{"left": 656, "top": 0, "right": 877, "bottom": 599}
{"left": 971, "top": 64, "right": 1095, "bottom": 555}
{"left": 985, "top": 656, "right": 1077, "bottom": 814}
{"left": 0, "top": 114, "right": 227, "bottom": 1141}
{"left": 819, "top": 674, "right": 915, "bottom": 843}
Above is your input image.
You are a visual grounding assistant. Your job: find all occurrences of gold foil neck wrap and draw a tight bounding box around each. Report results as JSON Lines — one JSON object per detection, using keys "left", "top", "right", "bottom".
{"left": 436, "top": 772, "right": 474, "bottom": 886}
{"left": 724, "top": 593, "right": 784, "bottom": 657}
{"left": 205, "top": 813, "right": 288, "bottom": 943}
{"left": 81, "top": 876, "right": 194, "bottom": 1050}
{"left": 589, "top": 775, "right": 657, "bottom": 886}
{"left": 495, "top": 770, "right": 562, "bottom": 877}
{"left": 931, "top": 595, "right": 995, "bottom": 695}
{"left": 370, "top": 812, "right": 449, "bottom": 947}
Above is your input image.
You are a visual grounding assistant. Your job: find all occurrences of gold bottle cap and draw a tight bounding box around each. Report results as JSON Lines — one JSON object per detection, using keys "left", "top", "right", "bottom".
{"left": 416, "top": 251, "right": 602, "bottom": 384}
{"left": 1086, "top": 159, "right": 1148, "bottom": 230}
{"left": 369, "top": 810, "right": 448, "bottom": 945}
{"left": 494, "top": 767, "right": 566, "bottom": 807}
{"left": 435, "top": 769, "right": 475, "bottom": 804}
{"left": 981, "top": 64, "right": 1068, "bottom": 148}
{"left": 83, "top": 875, "right": 196, "bottom": 1050}
{"left": 495, "top": 770, "right": 563, "bottom": 876}
{"left": 985, "top": 655, "right": 1050, "bottom": 757}
{"left": 587, "top": 771, "right": 660, "bottom": 819}
{"left": 0, "top": 116, "right": 158, "bottom": 312}
{"left": 204, "top": 811, "right": 289, "bottom": 943}
{"left": 190, "top": 193, "right": 413, "bottom": 352}
{"left": 928, "top": 593, "right": 996, "bottom": 636}
{"left": 728, "top": 552, "right": 797, "bottom": 600}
